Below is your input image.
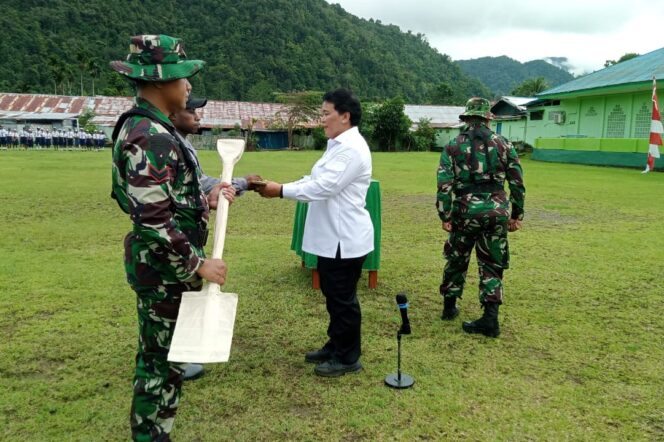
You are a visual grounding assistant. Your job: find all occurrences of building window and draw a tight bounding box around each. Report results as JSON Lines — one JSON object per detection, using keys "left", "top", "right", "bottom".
{"left": 606, "top": 104, "right": 626, "bottom": 138}
{"left": 530, "top": 110, "right": 544, "bottom": 121}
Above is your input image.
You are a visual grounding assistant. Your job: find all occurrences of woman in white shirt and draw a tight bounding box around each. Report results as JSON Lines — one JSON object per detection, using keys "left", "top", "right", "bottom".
{"left": 259, "top": 89, "right": 373, "bottom": 377}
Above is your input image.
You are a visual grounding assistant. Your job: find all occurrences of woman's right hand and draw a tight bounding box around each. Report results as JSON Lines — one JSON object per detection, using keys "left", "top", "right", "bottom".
{"left": 196, "top": 258, "right": 228, "bottom": 285}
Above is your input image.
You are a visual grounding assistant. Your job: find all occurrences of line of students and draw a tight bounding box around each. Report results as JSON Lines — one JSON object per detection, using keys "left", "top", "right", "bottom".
{"left": 0, "top": 127, "right": 107, "bottom": 150}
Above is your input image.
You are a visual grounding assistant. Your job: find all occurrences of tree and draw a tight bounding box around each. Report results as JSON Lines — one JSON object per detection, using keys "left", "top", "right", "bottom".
{"left": 371, "top": 97, "right": 411, "bottom": 151}
{"left": 78, "top": 108, "right": 98, "bottom": 132}
{"left": 0, "top": 0, "right": 494, "bottom": 103}
{"left": 604, "top": 52, "right": 640, "bottom": 68}
{"left": 510, "top": 77, "right": 549, "bottom": 97}
{"left": 273, "top": 91, "right": 323, "bottom": 149}
{"left": 48, "top": 57, "right": 65, "bottom": 95}
{"left": 101, "top": 74, "right": 132, "bottom": 97}
{"left": 409, "top": 118, "right": 436, "bottom": 151}
{"left": 88, "top": 59, "right": 101, "bottom": 96}
{"left": 428, "top": 82, "right": 454, "bottom": 105}
{"left": 76, "top": 51, "right": 91, "bottom": 96}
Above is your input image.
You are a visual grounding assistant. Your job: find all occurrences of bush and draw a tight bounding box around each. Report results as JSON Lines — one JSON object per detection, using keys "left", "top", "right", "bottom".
{"left": 312, "top": 127, "right": 327, "bottom": 150}
{"left": 408, "top": 118, "right": 435, "bottom": 152}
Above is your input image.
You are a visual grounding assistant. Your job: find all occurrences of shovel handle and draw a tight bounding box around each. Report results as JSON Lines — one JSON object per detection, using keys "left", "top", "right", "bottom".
{"left": 210, "top": 163, "right": 235, "bottom": 261}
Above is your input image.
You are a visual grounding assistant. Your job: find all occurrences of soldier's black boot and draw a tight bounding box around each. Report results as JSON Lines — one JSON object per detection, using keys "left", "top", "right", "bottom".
{"left": 462, "top": 302, "right": 500, "bottom": 337}
{"left": 441, "top": 296, "right": 459, "bottom": 320}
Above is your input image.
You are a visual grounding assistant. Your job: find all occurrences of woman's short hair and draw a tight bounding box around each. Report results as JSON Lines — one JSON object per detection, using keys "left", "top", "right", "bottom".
{"left": 323, "top": 88, "right": 361, "bottom": 126}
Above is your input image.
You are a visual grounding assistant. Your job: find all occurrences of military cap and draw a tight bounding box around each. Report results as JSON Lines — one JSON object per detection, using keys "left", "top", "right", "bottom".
{"left": 110, "top": 34, "right": 205, "bottom": 82}
{"left": 186, "top": 97, "right": 208, "bottom": 109}
{"left": 460, "top": 97, "right": 494, "bottom": 120}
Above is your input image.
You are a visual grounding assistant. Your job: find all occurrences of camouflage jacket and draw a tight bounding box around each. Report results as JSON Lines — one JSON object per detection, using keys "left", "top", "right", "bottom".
{"left": 112, "top": 97, "right": 209, "bottom": 285}
{"left": 437, "top": 122, "right": 525, "bottom": 223}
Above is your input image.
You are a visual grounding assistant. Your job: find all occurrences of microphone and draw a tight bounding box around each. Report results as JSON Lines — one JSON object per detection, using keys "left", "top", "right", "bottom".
{"left": 396, "top": 293, "right": 411, "bottom": 335}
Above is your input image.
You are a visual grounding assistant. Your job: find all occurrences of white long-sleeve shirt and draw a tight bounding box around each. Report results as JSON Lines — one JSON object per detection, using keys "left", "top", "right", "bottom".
{"left": 282, "top": 126, "right": 374, "bottom": 259}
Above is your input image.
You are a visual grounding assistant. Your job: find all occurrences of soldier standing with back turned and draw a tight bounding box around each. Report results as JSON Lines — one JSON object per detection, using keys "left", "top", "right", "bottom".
{"left": 437, "top": 97, "right": 525, "bottom": 338}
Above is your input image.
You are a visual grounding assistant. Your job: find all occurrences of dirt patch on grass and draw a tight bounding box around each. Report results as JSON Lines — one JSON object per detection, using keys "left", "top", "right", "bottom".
{"left": 527, "top": 208, "right": 579, "bottom": 225}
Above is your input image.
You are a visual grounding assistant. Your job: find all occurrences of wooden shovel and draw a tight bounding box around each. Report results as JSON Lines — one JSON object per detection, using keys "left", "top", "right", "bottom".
{"left": 168, "top": 139, "right": 245, "bottom": 363}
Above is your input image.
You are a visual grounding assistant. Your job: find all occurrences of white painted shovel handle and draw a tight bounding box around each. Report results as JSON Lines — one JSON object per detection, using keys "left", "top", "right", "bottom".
{"left": 210, "top": 163, "right": 235, "bottom": 261}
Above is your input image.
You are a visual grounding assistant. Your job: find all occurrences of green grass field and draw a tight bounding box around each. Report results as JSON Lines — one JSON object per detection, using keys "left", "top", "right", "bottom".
{"left": 1, "top": 150, "right": 663, "bottom": 441}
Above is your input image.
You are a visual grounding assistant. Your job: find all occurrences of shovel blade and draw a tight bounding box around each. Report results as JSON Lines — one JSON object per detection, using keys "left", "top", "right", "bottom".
{"left": 216, "top": 138, "right": 245, "bottom": 166}
{"left": 167, "top": 289, "right": 238, "bottom": 363}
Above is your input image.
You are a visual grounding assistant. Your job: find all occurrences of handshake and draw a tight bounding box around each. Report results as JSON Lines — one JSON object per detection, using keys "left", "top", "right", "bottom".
{"left": 245, "top": 175, "right": 283, "bottom": 199}
{"left": 207, "top": 175, "right": 284, "bottom": 208}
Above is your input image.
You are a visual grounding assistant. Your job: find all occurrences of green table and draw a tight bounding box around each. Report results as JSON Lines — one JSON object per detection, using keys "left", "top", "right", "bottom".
{"left": 290, "top": 179, "right": 382, "bottom": 289}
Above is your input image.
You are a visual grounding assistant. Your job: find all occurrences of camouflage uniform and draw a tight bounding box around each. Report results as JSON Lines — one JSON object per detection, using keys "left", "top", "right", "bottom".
{"left": 110, "top": 35, "right": 207, "bottom": 442}
{"left": 437, "top": 98, "right": 525, "bottom": 310}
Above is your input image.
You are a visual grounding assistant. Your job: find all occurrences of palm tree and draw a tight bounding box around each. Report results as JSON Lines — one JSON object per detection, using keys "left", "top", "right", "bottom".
{"left": 76, "top": 51, "right": 91, "bottom": 96}
{"left": 88, "top": 59, "right": 100, "bottom": 96}
{"left": 48, "top": 57, "right": 65, "bottom": 95}
{"left": 511, "top": 77, "right": 549, "bottom": 97}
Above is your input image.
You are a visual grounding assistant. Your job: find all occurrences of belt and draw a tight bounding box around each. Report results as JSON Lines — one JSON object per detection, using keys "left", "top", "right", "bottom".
{"left": 454, "top": 182, "right": 504, "bottom": 196}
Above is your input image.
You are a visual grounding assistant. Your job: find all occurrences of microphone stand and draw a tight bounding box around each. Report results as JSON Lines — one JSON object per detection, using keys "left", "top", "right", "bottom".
{"left": 385, "top": 328, "right": 414, "bottom": 389}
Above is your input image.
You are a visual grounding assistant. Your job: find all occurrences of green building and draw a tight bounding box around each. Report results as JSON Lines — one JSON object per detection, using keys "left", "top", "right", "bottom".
{"left": 491, "top": 96, "right": 534, "bottom": 146}
{"left": 518, "top": 47, "right": 664, "bottom": 169}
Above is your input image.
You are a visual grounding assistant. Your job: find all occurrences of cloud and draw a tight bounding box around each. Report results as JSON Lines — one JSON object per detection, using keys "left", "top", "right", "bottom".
{"left": 328, "top": 0, "right": 664, "bottom": 74}
{"left": 331, "top": 0, "right": 656, "bottom": 36}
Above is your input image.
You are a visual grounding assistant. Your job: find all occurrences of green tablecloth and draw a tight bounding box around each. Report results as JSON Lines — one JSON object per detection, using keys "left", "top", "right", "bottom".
{"left": 290, "top": 179, "right": 381, "bottom": 270}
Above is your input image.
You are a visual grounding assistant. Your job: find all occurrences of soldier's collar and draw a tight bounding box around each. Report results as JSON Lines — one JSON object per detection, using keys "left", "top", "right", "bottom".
{"left": 134, "top": 97, "right": 175, "bottom": 128}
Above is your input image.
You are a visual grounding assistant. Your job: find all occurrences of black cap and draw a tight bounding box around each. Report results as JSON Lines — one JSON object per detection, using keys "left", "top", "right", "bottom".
{"left": 186, "top": 96, "right": 207, "bottom": 110}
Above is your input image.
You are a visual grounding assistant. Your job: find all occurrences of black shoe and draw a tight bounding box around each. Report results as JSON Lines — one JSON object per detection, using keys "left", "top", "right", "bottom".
{"left": 305, "top": 348, "right": 333, "bottom": 364}
{"left": 462, "top": 303, "right": 500, "bottom": 337}
{"left": 314, "top": 358, "right": 363, "bottom": 377}
{"left": 183, "top": 363, "right": 205, "bottom": 381}
{"left": 441, "top": 296, "right": 459, "bottom": 320}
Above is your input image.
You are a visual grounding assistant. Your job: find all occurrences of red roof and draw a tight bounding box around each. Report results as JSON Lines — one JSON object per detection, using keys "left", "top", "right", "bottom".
{"left": 0, "top": 93, "right": 320, "bottom": 130}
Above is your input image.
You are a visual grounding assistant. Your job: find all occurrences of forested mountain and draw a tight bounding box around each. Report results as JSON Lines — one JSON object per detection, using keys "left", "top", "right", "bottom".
{"left": 457, "top": 56, "right": 574, "bottom": 97}
{"left": 0, "top": 0, "right": 490, "bottom": 103}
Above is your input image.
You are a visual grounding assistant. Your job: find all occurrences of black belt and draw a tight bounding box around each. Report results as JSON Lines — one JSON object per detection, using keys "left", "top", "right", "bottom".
{"left": 454, "top": 182, "right": 504, "bottom": 196}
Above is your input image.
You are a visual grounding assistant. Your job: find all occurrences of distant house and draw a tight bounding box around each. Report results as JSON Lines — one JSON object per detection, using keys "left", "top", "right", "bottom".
{"left": 521, "top": 47, "right": 664, "bottom": 169}
{"left": 404, "top": 104, "right": 465, "bottom": 147}
{"left": 490, "top": 96, "right": 536, "bottom": 145}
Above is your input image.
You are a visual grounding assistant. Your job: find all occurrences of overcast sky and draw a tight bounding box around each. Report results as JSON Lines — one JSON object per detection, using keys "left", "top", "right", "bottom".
{"left": 326, "top": 0, "right": 664, "bottom": 75}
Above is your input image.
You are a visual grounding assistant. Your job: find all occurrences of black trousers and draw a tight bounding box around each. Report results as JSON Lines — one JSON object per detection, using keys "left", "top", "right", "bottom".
{"left": 317, "top": 248, "right": 366, "bottom": 364}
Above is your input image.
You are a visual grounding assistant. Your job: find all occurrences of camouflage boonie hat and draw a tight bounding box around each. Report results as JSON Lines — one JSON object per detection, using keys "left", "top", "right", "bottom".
{"left": 110, "top": 34, "right": 205, "bottom": 82}
{"left": 460, "top": 97, "right": 493, "bottom": 120}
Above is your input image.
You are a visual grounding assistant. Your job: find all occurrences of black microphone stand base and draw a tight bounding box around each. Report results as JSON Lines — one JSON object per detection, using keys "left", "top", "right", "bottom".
{"left": 384, "top": 372, "right": 414, "bottom": 389}
{"left": 384, "top": 330, "right": 415, "bottom": 389}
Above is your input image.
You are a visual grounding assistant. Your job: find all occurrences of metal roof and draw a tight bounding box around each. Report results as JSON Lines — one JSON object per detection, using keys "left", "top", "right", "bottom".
{"left": 0, "top": 111, "right": 79, "bottom": 121}
{"left": 404, "top": 105, "right": 465, "bottom": 128}
{"left": 499, "top": 96, "right": 537, "bottom": 109}
{"left": 491, "top": 96, "right": 537, "bottom": 117}
{"left": 0, "top": 93, "right": 469, "bottom": 130}
{"left": 538, "top": 47, "right": 664, "bottom": 98}
{"left": 0, "top": 93, "right": 302, "bottom": 129}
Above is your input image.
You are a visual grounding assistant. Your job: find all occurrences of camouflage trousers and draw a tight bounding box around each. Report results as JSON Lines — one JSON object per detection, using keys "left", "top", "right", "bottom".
{"left": 130, "top": 281, "right": 200, "bottom": 442}
{"left": 440, "top": 217, "right": 509, "bottom": 304}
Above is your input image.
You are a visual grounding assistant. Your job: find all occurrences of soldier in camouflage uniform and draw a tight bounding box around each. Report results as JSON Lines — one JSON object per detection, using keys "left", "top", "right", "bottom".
{"left": 110, "top": 35, "right": 232, "bottom": 441}
{"left": 436, "top": 97, "right": 525, "bottom": 338}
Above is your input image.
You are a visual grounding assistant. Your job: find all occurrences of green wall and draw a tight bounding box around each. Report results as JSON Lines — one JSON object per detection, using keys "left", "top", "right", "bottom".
{"left": 435, "top": 127, "right": 461, "bottom": 148}
{"left": 523, "top": 91, "right": 662, "bottom": 147}
{"left": 494, "top": 119, "right": 527, "bottom": 142}
{"left": 492, "top": 88, "right": 663, "bottom": 169}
